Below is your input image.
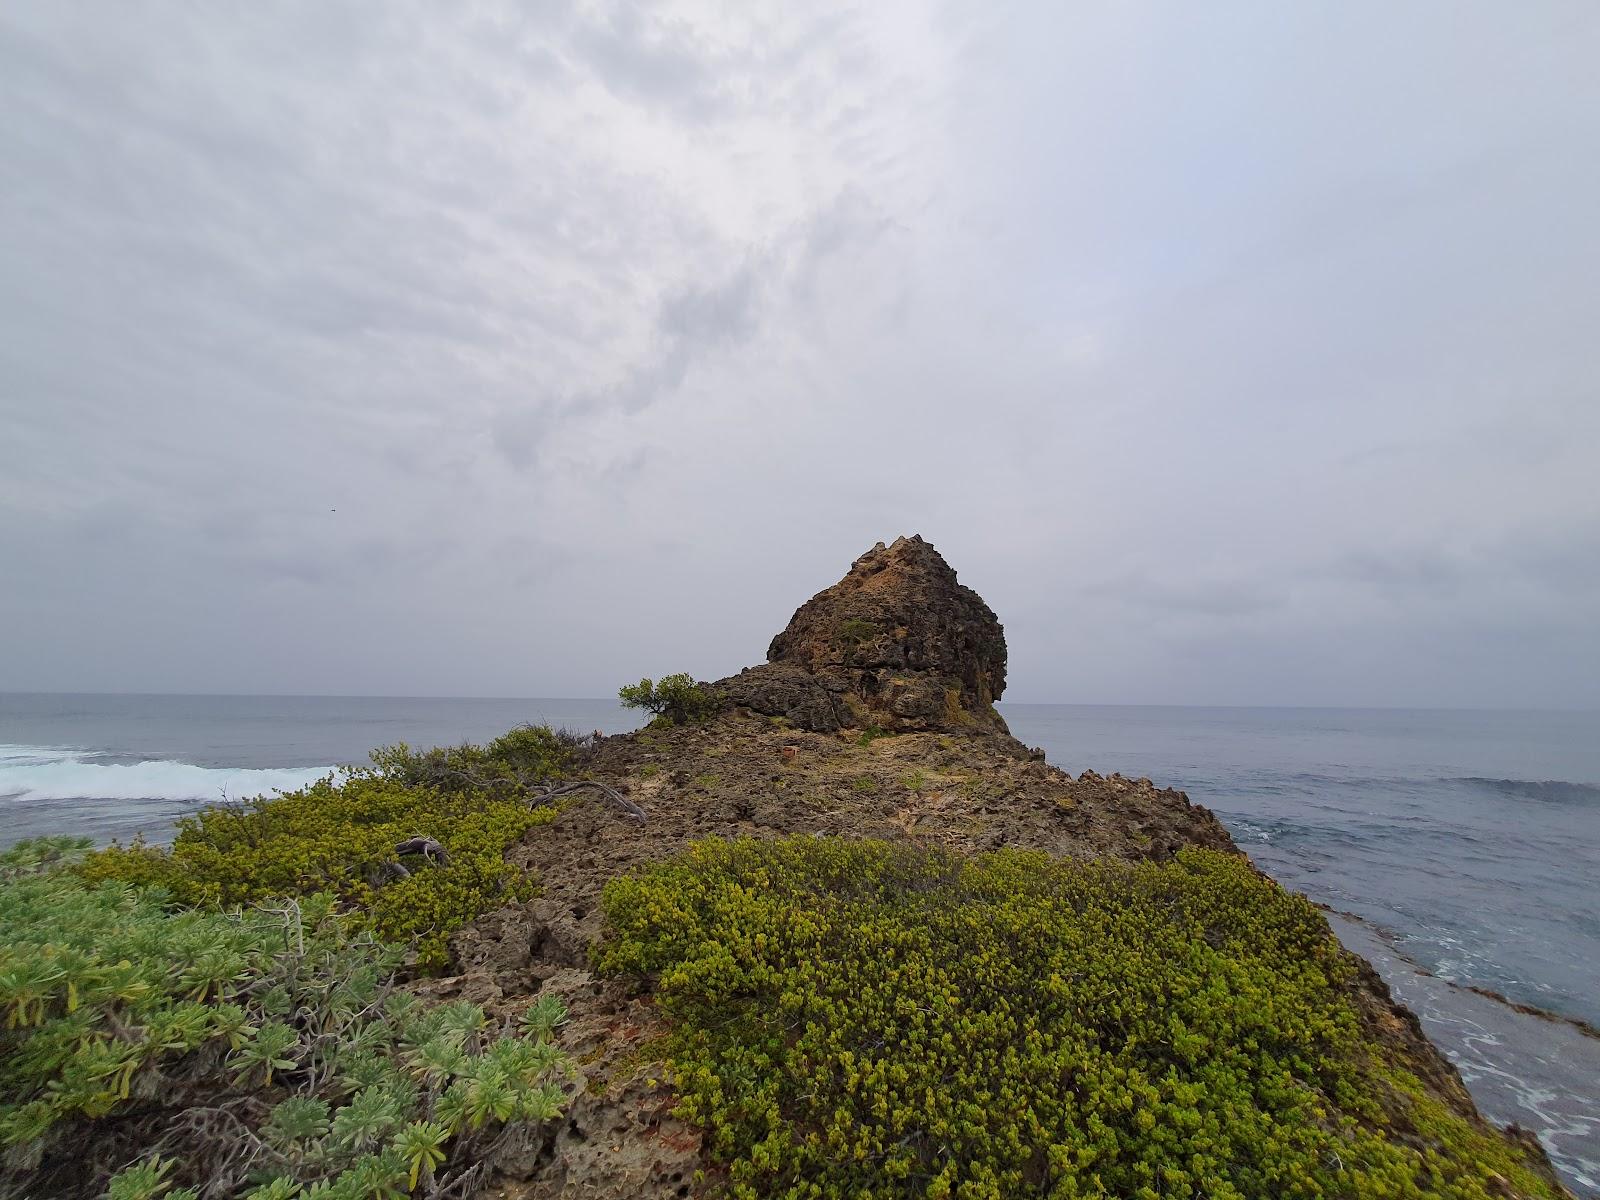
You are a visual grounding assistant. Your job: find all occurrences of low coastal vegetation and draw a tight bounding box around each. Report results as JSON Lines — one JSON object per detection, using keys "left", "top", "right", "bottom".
{"left": 80, "top": 726, "right": 572, "bottom": 967}
{"left": 0, "top": 692, "right": 1569, "bottom": 1198}
{"left": 598, "top": 836, "right": 1562, "bottom": 1200}
{"left": 0, "top": 836, "right": 572, "bottom": 1198}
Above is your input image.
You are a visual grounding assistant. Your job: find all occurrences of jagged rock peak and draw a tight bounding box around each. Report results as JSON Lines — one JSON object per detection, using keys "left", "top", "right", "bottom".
{"left": 769, "top": 535, "right": 1007, "bottom": 702}
{"left": 713, "top": 535, "right": 1008, "bottom": 733}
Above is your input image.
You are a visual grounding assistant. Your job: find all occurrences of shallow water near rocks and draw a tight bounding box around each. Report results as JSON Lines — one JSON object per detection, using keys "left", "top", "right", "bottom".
{"left": 1326, "top": 913, "right": 1600, "bottom": 1195}
{"left": 1003, "top": 703, "right": 1600, "bottom": 1196}
{"left": 1002, "top": 704, "right": 1600, "bottom": 1028}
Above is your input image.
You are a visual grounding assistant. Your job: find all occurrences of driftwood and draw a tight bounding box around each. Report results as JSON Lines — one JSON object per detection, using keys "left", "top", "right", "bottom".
{"left": 371, "top": 780, "right": 645, "bottom": 886}
{"left": 401, "top": 764, "right": 645, "bottom": 825}
{"left": 394, "top": 835, "right": 450, "bottom": 865}
{"left": 524, "top": 779, "right": 647, "bottom": 822}
{"left": 366, "top": 836, "right": 448, "bottom": 886}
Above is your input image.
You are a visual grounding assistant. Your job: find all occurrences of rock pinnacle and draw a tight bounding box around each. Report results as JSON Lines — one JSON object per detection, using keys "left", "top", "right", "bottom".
{"left": 713, "top": 535, "right": 1008, "bottom": 733}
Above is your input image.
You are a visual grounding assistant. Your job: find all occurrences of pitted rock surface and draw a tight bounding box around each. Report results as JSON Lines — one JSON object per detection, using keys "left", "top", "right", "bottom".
{"left": 712, "top": 661, "right": 851, "bottom": 732}
{"left": 714, "top": 535, "right": 1008, "bottom": 732}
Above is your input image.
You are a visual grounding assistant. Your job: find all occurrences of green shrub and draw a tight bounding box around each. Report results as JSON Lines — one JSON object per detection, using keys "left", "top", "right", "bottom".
{"left": 598, "top": 837, "right": 1561, "bottom": 1200}
{"left": 0, "top": 839, "right": 572, "bottom": 1197}
{"left": 81, "top": 729, "right": 569, "bottom": 967}
{"left": 367, "top": 724, "right": 572, "bottom": 793}
{"left": 618, "top": 673, "right": 721, "bottom": 726}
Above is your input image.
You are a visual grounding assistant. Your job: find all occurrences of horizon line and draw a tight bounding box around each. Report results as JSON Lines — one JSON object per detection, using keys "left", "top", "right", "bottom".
{"left": 1, "top": 689, "right": 1595, "bottom": 716}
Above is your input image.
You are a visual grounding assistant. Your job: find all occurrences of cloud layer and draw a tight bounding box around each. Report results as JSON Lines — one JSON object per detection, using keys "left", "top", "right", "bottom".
{"left": 3, "top": 1, "right": 1597, "bottom": 707}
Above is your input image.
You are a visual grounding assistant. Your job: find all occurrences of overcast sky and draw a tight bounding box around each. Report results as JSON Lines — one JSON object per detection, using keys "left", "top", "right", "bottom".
{"left": 2, "top": 3, "right": 1597, "bottom": 708}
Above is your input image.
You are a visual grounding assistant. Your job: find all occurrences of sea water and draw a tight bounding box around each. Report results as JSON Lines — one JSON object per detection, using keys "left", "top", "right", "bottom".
{"left": 1000, "top": 704, "right": 1600, "bottom": 1194}
{"left": 2, "top": 693, "right": 1596, "bottom": 1192}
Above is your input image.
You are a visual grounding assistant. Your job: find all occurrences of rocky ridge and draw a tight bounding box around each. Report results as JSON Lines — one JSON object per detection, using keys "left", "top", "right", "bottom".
{"left": 429, "top": 537, "right": 1569, "bottom": 1200}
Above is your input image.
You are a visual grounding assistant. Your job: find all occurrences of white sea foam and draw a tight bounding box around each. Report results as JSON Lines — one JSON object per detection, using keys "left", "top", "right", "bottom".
{"left": 0, "top": 745, "right": 334, "bottom": 804}
{"left": 0, "top": 744, "right": 93, "bottom": 766}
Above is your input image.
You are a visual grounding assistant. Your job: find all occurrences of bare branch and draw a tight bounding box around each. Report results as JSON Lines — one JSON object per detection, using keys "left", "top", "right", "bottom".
{"left": 529, "top": 779, "right": 646, "bottom": 822}
{"left": 394, "top": 836, "right": 450, "bottom": 866}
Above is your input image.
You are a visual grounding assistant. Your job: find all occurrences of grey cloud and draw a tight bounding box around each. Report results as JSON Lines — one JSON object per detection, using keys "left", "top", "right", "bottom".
{"left": 568, "top": 5, "right": 724, "bottom": 119}
{"left": 494, "top": 243, "right": 806, "bottom": 466}
{"left": 1079, "top": 571, "right": 1286, "bottom": 621}
{"left": 657, "top": 266, "right": 762, "bottom": 346}
{"left": 1326, "top": 549, "right": 1474, "bottom": 596}
{"left": 1320, "top": 526, "right": 1600, "bottom": 608}
{"left": 1, "top": 2, "right": 1598, "bottom": 706}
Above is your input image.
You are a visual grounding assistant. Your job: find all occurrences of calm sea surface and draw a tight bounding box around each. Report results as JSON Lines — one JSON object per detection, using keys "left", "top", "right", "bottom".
{"left": 2, "top": 694, "right": 1596, "bottom": 1192}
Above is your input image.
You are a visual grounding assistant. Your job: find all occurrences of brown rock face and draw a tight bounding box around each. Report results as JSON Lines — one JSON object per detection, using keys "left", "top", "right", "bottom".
{"left": 713, "top": 535, "right": 1008, "bottom": 733}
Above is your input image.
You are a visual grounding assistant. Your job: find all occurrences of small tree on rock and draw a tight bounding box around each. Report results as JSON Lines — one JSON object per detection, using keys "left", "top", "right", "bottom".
{"left": 618, "top": 673, "right": 720, "bottom": 726}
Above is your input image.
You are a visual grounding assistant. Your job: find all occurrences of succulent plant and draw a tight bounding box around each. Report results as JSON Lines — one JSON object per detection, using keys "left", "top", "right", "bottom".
{"left": 0, "top": 836, "right": 572, "bottom": 1197}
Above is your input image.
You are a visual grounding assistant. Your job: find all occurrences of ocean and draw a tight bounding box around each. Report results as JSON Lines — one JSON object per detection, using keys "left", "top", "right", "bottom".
{"left": 2, "top": 693, "right": 1596, "bottom": 1193}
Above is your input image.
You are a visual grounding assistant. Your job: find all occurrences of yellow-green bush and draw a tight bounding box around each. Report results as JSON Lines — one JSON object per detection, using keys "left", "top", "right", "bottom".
{"left": 367, "top": 724, "right": 572, "bottom": 792}
{"left": 81, "top": 728, "right": 569, "bottom": 967}
{"left": 598, "top": 838, "right": 1561, "bottom": 1200}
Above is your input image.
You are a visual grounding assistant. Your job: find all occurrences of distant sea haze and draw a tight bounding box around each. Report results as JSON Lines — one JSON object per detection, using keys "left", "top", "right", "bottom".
{"left": 3, "top": 693, "right": 1597, "bottom": 1192}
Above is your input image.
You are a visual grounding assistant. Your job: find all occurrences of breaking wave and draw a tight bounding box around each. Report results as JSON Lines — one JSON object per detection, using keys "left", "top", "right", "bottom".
{"left": 1221, "top": 770, "right": 1600, "bottom": 805}
{"left": 1453, "top": 777, "right": 1600, "bottom": 804}
{"left": 0, "top": 745, "right": 334, "bottom": 805}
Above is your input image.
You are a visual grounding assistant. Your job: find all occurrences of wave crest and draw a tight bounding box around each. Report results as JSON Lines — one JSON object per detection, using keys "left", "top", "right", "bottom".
{"left": 0, "top": 745, "right": 334, "bottom": 805}
{"left": 1454, "top": 777, "right": 1600, "bottom": 804}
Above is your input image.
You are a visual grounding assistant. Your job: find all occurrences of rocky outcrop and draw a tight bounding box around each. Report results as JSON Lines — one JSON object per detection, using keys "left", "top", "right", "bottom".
{"left": 433, "top": 536, "right": 1573, "bottom": 1200}
{"left": 712, "top": 661, "right": 852, "bottom": 732}
{"left": 713, "top": 535, "right": 1009, "bottom": 733}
